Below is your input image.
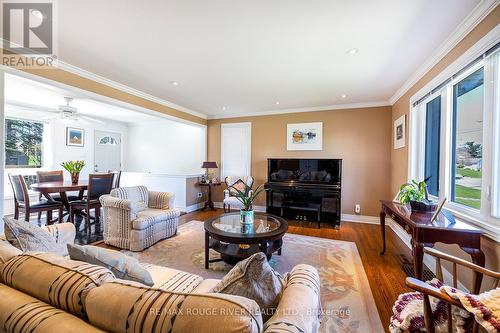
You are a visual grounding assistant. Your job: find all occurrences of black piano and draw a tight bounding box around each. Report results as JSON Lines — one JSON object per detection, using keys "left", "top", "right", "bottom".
{"left": 264, "top": 158, "right": 342, "bottom": 228}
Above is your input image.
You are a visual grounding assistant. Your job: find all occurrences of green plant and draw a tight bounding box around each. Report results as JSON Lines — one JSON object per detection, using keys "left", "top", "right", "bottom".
{"left": 61, "top": 160, "right": 85, "bottom": 174}
{"left": 398, "top": 179, "right": 427, "bottom": 204}
{"left": 229, "top": 183, "right": 265, "bottom": 211}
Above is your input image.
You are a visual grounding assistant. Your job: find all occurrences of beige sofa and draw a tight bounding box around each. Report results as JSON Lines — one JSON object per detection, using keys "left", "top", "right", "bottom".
{"left": 100, "top": 186, "right": 180, "bottom": 251}
{"left": 0, "top": 223, "right": 322, "bottom": 333}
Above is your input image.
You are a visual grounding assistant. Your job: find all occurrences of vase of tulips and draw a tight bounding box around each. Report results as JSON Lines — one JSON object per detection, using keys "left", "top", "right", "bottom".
{"left": 61, "top": 160, "right": 86, "bottom": 184}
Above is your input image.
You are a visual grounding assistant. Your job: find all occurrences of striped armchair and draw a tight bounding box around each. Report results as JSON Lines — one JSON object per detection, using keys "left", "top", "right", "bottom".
{"left": 100, "top": 186, "right": 180, "bottom": 251}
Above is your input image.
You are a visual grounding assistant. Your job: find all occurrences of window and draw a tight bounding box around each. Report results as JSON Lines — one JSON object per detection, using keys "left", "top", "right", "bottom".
{"left": 409, "top": 38, "right": 499, "bottom": 234}
{"left": 451, "top": 68, "right": 484, "bottom": 210}
{"left": 424, "top": 96, "right": 441, "bottom": 196}
{"left": 220, "top": 123, "right": 251, "bottom": 178}
{"left": 5, "top": 118, "right": 44, "bottom": 168}
{"left": 99, "top": 136, "right": 118, "bottom": 145}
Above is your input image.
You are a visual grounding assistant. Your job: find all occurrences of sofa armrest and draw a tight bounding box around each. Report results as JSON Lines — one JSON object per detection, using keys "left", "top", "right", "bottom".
{"left": 100, "top": 195, "right": 140, "bottom": 213}
{"left": 42, "top": 223, "right": 76, "bottom": 247}
{"left": 264, "top": 264, "right": 321, "bottom": 333}
{"left": 148, "top": 191, "right": 175, "bottom": 210}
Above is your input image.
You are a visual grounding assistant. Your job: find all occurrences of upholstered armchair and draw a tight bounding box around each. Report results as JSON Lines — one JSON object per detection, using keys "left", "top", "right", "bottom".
{"left": 223, "top": 176, "right": 254, "bottom": 212}
{"left": 100, "top": 186, "right": 180, "bottom": 251}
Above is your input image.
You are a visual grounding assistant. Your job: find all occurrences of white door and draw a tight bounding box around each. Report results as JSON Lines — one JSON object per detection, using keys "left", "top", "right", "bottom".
{"left": 94, "top": 130, "right": 121, "bottom": 172}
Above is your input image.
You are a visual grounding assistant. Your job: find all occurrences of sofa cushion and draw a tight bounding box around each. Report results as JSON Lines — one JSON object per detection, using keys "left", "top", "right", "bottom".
{"left": 84, "top": 280, "right": 263, "bottom": 333}
{"left": 133, "top": 208, "right": 180, "bottom": 230}
{"left": 0, "top": 284, "right": 105, "bottom": 333}
{"left": 67, "top": 244, "right": 154, "bottom": 286}
{"left": 0, "top": 252, "right": 115, "bottom": 319}
{"left": 141, "top": 263, "right": 203, "bottom": 292}
{"left": 111, "top": 186, "right": 148, "bottom": 211}
{"left": 0, "top": 239, "right": 22, "bottom": 264}
{"left": 3, "top": 217, "right": 65, "bottom": 255}
{"left": 212, "top": 252, "right": 286, "bottom": 321}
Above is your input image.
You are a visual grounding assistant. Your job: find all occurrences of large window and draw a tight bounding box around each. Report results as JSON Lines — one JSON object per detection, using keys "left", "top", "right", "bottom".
{"left": 451, "top": 68, "right": 484, "bottom": 209}
{"left": 220, "top": 122, "right": 251, "bottom": 179}
{"left": 409, "top": 42, "right": 499, "bottom": 234}
{"left": 5, "top": 118, "right": 44, "bottom": 168}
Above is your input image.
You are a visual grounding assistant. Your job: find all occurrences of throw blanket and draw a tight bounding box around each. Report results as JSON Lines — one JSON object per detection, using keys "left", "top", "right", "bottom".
{"left": 441, "top": 286, "right": 500, "bottom": 333}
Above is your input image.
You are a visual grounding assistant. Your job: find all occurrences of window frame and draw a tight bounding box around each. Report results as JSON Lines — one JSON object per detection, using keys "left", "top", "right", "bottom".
{"left": 408, "top": 29, "right": 500, "bottom": 240}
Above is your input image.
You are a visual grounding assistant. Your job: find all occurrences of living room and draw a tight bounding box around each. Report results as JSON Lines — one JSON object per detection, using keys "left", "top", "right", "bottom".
{"left": 0, "top": 1, "right": 499, "bottom": 333}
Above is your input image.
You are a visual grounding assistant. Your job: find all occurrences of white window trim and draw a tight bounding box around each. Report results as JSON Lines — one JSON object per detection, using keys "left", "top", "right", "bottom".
{"left": 220, "top": 122, "right": 252, "bottom": 180}
{"left": 408, "top": 26, "right": 500, "bottom": 241}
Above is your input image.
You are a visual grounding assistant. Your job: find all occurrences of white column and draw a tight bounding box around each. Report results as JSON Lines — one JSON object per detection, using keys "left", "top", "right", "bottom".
{"left": 0, "top": 69, "right": 4, "bottom": 233}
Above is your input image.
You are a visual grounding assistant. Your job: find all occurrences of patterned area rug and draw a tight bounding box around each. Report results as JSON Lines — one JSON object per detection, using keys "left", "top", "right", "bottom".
{"left": 121, "top": 221, "right": 384, "bottom": 333}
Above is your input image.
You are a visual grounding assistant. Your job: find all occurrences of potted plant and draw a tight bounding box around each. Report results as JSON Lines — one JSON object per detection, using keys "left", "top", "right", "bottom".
{"left": 61, "top": 160, "right": 86, "bottom": 184}
{"left": 229, "top": 183, "right": 265, "bottom": 224}
{"left": 398, "top": 178, "right": 438, "bottom": 212}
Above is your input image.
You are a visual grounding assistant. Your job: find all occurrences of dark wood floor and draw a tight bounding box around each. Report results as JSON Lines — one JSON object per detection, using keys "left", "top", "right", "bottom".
{"left": 60, "top": 208, "right": 412, "bottom": 332}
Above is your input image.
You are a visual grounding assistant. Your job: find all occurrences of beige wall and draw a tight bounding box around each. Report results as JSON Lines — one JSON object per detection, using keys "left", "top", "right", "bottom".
{"left": 207, "top": 106, "right": 392, "bottom": 216}
{"left": 390, "top": 7, "right": 500, "bottom": 282}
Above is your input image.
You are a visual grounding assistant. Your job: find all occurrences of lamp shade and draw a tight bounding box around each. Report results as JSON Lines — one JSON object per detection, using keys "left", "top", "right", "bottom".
{"left": 201, "top": 161, "right": 218, "bottom": 169}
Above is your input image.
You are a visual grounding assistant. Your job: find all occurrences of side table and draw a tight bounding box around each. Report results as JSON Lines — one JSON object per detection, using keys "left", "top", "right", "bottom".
{"left": 200, "top": 182, "right": 221, "bottom": 211}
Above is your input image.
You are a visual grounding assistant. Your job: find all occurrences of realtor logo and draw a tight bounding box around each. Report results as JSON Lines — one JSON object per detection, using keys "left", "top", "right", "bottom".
{"left": 2, "top": 1, "right": 53, "bottom": 54}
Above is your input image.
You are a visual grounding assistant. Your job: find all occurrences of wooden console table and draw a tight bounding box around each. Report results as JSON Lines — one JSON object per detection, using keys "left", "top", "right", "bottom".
{"left": 380, "top": 200, "right": 485, "bottom": 289}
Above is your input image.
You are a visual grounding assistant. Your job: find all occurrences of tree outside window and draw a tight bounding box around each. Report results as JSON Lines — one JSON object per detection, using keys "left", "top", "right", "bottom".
{"left": 5, "top": 118, "right": 44, "bottom": 168}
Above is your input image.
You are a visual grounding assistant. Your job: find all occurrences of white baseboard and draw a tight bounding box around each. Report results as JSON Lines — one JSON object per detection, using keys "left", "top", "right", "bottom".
{"left": 182, "top": 202, "right": 205, "bottom": 213}
{"left": 341, "top": 214, "right": 379, "bottom": 224}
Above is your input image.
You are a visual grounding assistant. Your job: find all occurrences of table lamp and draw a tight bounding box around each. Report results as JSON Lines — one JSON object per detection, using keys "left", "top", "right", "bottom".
{"left": 201, "top": 161, "right": 218, "bottom": 182}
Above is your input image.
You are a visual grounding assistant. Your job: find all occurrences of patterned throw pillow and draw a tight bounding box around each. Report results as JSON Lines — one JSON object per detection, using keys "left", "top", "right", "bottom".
{"left": 229, "top": 179, "right": 248, "bottom": 196}
{"left": 211, "top": 252, "right": 286, "bottom": 321}
{"left": 3, "top": 217, "right": 64, "bottom": 255}
{"left": 67, "top": 244, "right": 154, "bottom": 286}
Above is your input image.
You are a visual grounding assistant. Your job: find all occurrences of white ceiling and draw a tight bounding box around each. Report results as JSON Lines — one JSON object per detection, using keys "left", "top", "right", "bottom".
{"left": 4, "top": 74, "right": 161, "bottom": 124}
{"left": 53, "top": 0, "right": 483, "bottom": 117}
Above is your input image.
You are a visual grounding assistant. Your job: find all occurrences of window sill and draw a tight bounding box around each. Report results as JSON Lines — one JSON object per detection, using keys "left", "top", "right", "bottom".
{"left": 445, "top": 203, "right": 500, "bottom": 242}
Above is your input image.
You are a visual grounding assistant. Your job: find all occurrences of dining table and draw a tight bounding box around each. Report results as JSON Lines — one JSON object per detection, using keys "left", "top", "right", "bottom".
{"left": 30, "top": 180, "right": 88, "bottom": 212}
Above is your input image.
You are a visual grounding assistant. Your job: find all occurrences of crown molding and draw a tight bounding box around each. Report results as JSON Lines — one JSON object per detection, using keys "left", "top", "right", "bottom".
{"left": 55, "top": 60, "right": 208, "bottom": 119}
{"left": 389, "top": 0, "right": 499, "bottom": 105}
{"left": 207, "top": 100, "right": 391, "bottom": 120}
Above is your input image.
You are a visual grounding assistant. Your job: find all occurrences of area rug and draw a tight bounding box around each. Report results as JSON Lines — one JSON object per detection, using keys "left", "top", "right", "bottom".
{"left": 121, "top": 220, "right": 384, "bottom": 333}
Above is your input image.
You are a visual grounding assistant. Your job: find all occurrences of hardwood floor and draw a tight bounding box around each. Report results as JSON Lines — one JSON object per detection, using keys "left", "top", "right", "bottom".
{"left": 179, "top": 209, "right": 411, "bottom": 332}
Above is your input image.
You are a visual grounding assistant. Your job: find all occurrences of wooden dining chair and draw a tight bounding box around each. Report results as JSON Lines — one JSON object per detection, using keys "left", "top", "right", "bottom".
{"left": 108, "top": 170, "right": 122, "bottom": 189}
{"left": 69, "top": 173, "right": 114, "bottom": 233}
{"left": 405, "top": 247, "right": 500, "bottom": 333}
{"left": 8, "top": 174, "right": 64, "bottom": 224}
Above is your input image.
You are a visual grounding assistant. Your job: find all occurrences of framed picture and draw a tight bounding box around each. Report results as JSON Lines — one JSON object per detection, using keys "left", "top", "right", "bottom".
{"left": 394, "top": 115, "right": 406, "bottom": 149}
{"left": 287, "top": 122, "right": 323, "bottom": 151}
{"left": 66, "top": 127, "right": 84, "bottom": 147}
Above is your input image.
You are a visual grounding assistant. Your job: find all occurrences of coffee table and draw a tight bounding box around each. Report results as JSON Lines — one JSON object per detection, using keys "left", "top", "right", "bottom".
{"left": 204, "top": 212, "right": 288, "bottom": 268}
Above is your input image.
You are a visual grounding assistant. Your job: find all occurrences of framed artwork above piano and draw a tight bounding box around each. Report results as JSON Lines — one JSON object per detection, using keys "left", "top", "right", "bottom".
{"left": 264, "top": 158, "right": 342, "bottom": 228}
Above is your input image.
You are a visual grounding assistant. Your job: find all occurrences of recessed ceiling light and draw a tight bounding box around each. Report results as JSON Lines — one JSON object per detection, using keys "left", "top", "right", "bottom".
{"left": 346, "top": 48, "right": 359, "bottom": 55}
{"left": 171, "top": 81, "right": 179, "bottom": 86}
{"left": 275, "top": 101, "right": 280, "bottom": 105}
{"left": 341, "top": 94, "right": 347, "bottom": 99}
{"left": 222, "top": 106, "right": 227, "bottom": 111}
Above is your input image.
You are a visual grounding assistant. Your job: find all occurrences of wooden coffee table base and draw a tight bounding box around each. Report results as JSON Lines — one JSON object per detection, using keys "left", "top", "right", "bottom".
{"left": 205, "top": 232, "right": 283, "bottom": 268}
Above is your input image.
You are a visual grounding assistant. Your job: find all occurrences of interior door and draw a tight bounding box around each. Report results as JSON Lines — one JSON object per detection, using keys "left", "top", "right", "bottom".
{"left": 94, "top": 130, "right": 121, "bottom": 172}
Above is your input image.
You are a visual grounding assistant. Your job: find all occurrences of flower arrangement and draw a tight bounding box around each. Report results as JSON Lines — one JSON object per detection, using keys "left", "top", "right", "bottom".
{"left": 229, "top": 183, "right": 265, "bottom": 224}
{"left": 61, "top": 160, "right": 85, "bottom": 184}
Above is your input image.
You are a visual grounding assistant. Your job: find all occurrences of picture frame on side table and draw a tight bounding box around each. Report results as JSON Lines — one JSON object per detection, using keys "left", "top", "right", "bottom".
{"left": 394, "top": 115, "right": 406, "bottom": 149}
{"left": 66, "top": 127, "right": 84, "bottom": 147}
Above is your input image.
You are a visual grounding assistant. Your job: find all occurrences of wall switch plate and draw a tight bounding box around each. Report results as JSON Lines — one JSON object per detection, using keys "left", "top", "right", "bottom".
{"left": 355, "top": 204, "right": 361, "bottom": 214}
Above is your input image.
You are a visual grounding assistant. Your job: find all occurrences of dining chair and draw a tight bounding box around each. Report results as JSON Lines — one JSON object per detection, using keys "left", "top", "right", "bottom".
{"left": 108, "top": 170, "right": 122, "bottom": 189}
{"left": 36, "top": 170, "right": 81, "bottom": 219}
{"left": 69, "top": 173, "right": 114, "bottom": 233}
{"left": 8, "top": 174, "right": 64, "bottom": 224}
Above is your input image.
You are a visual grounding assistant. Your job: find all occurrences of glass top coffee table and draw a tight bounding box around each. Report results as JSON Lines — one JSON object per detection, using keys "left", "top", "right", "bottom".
{"left": 204, "top": 212, "right": 288, "bottom": 268}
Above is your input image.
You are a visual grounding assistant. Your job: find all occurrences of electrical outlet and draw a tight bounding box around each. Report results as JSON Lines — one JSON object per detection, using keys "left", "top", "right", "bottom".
{"left": 355, "top": 204, "right": 361, "bottom": 214}
{"left": 197, "top": 192, "right": 203, "bottom": 198}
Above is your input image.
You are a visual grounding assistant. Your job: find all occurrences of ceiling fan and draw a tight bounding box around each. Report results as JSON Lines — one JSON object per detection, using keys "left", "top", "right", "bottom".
{"left": 6, "top": 97, "right": 104, "bottom": 124}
